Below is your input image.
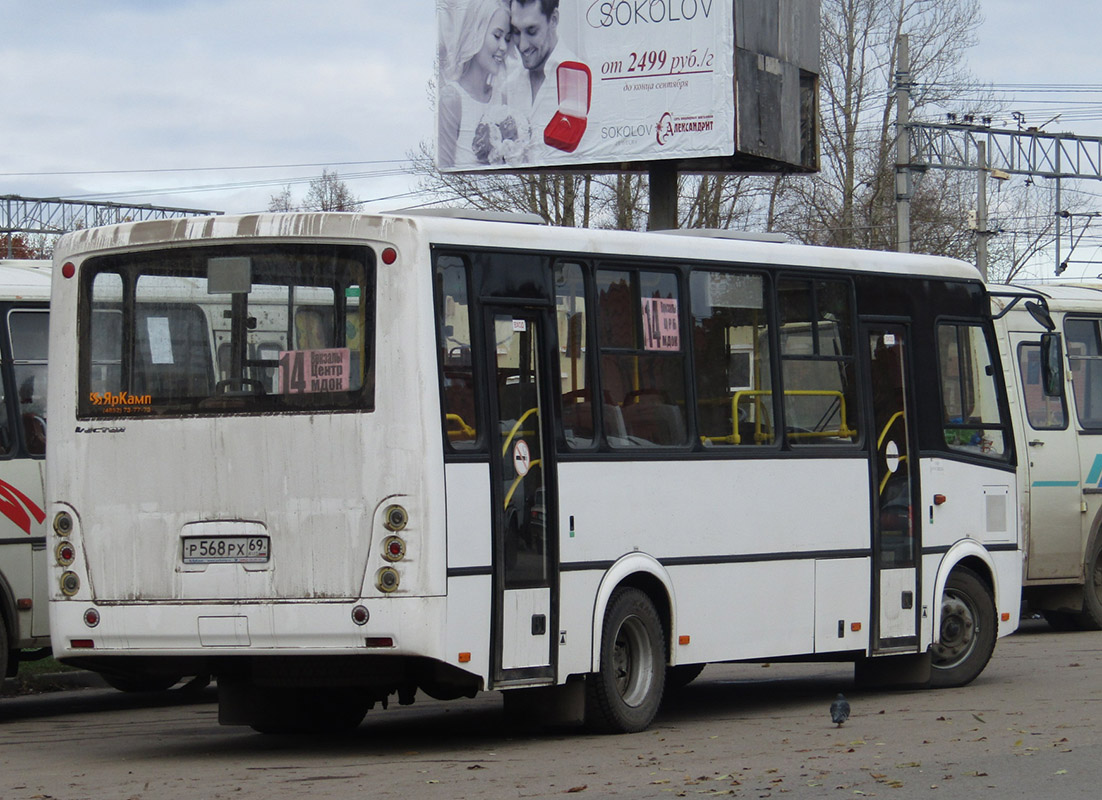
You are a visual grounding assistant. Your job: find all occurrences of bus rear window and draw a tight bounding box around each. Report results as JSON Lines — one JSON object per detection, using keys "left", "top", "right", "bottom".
{"left": 78, "top": 244, "right": 374, "bottom": 417}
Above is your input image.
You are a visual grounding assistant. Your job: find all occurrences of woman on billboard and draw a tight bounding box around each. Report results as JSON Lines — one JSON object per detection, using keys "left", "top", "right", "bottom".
{"left": 438, "top": 0, "right": 517, "bottom": 168}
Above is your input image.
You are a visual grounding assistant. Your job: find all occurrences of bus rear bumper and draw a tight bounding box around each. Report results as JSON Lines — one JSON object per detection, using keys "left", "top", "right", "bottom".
{"left": 49, "top": 597, "right": 447, "bottom": 661}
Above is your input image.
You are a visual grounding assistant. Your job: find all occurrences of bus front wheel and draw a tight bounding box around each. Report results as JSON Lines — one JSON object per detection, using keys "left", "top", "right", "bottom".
{"left": 929, "top": 567, "right": 996, "bottom": 688}
{"left": 585, "top": 587, "right": 665, "bottom": 733}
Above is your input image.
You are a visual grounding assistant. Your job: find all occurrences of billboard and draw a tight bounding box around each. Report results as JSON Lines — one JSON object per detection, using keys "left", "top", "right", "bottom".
{"left": 436, "top": 0, "right": 735, "bottom": 172}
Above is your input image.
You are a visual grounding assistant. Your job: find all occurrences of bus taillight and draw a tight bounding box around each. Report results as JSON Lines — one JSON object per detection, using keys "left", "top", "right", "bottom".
{"left": 382, "top": 535, "right": 406, "bottom": 562}
{"left": 55, "top": 541, "right": 76, "bottom": 566}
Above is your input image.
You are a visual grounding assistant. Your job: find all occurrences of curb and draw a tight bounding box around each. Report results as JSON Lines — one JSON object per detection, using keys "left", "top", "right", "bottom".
{"left": 2, "top": 669, "right": 109, "bottom": 696}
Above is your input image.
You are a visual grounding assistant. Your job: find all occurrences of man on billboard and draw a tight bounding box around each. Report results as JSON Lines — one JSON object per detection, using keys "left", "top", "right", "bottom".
{"left": 505, "top": 0, "right": 577, "bottom": 156}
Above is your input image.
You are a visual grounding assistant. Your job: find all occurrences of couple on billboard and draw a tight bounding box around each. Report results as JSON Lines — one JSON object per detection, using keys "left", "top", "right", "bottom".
{"left": 438, "top": 0, "right": 588, "bottom": 169}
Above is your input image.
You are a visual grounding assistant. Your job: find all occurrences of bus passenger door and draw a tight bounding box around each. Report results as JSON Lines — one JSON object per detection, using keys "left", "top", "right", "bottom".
{"left": 1010, "top": 331, "right": 1082, "bottom": 579}
{"left": 486, "top": 309, "right": 556, "bottom": 685}
{"left": 865, "top": 324, "right": 919, "bottom": 650}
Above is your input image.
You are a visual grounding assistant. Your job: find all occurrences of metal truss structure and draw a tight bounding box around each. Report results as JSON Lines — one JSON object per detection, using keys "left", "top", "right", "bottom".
{"left": 908, "top": 123, "right": 1102, "bottom": 181}
{"left": 2, "top": 195, "right": 221, "bottom": 257}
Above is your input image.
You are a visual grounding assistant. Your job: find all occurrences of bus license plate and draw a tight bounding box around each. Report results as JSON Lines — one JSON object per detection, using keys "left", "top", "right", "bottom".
{"left": 182, "top": 536, "right": 270, "bottom": 564}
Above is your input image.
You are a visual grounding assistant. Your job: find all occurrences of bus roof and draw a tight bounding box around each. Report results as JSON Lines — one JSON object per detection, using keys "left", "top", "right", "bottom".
{"left": 53, "top": 211, "right": 983, "bottom": 283}
{"left": 0, "top": 259, "right": 51, "bottom": 300}
{"left": 1005, "top": 281, "right": 1102, "bottom": 306}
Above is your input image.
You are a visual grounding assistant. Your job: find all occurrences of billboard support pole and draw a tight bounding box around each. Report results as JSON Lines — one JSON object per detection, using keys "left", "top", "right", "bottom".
{"left": 648, "top": 163, "right": 678, "bottom": 231}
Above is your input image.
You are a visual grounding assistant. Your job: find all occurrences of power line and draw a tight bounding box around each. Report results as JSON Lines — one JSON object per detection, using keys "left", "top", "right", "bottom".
{"left": 0, "top": 159, "right": 413, "bottom": 179}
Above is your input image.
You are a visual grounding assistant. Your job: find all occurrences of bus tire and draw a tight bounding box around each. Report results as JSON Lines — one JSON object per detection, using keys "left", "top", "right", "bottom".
{"left": 0, "top": 614, "right": 9, "bottom": 680}
{"left": 1076, "top": 537, "right": 1102, "bottom": 631}
{"left": 585, "top": 587, "right": 665, "bottom": 734}
{"left": 929, "top": 567, "right": 996, "bottom": 688}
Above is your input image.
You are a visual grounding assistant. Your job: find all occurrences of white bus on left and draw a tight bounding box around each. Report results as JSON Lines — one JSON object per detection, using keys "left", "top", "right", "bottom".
{"left": 0, "top": 260, "right": 51, "bottom": 683}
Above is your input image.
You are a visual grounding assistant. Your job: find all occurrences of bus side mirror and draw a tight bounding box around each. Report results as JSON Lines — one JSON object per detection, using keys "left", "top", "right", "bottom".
{"left": 1041, "top": 332, "right": 1063, "bottom": 398}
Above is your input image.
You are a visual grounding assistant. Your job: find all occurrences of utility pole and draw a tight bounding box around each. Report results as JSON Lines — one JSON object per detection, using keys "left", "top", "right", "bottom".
{"left": 976, "top": 141, "right": 988, "bottom": 279}
{"left": 894, "top": 34, "right": 912, "bottom": 253}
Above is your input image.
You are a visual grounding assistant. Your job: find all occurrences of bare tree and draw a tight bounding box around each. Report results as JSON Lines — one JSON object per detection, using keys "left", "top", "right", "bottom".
{"left": 268, "top": 171, "right": 359, "bottom": 212}
{"left": 302, "top": 169, "right": 359, "bottom": 211}
{"left": 802, "top": 0, "right": 985, "bottom": 251}
{"left": 268, "top": 186, "right": 295, "bottom": 212}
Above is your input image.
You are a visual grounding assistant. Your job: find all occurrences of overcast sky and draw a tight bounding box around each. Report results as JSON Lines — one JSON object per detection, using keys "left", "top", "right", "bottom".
{"left": 2, "top": 0, "right": 1100, "bottom": 274}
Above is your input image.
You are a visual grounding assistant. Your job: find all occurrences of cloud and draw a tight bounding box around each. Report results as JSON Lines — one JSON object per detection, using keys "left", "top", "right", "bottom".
{"left": 1, "top": 0, "right": 437, "bottom": 212}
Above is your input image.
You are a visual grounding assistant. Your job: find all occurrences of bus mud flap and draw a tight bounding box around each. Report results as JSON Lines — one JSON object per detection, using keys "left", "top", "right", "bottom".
{"left": 854, "top": 652, "right": 931, "bottom": 689}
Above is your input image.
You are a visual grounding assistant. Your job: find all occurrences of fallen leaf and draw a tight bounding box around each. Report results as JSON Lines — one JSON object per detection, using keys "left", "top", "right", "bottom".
{"left": 1055, "top": 770, "right": 1068, "bottom": 776}
{"left": 565, "top": 786, "right": 587, "bottom": 794}
{"left": 972, "top": 714, "right": 986, "bottom": 724}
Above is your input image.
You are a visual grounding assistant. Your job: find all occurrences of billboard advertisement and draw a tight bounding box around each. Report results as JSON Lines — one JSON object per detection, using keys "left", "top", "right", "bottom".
{"left": 436, "top": 0, "right": 735, "bottom": 172}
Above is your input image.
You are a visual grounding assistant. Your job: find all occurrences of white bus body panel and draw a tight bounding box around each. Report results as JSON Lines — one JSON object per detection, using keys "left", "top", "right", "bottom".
{"left": 0, "top": 260, "right": 51, "bottom": 652}
{"left": 556, "top": 458, "right": 872, "bottom": 673}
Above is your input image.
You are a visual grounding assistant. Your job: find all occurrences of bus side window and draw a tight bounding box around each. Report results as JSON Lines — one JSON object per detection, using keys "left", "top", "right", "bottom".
{"left": 596, "top": 269, "right": 688, "bottom": 448}
{"left": 777, "top": 277, "right": 859, "bottom": 446}
{"left": 0, "top": 360, "right": 10, "bottom": 455}
{"left": 8, "top": 309, "right": 49, "bottom": 456}
{"left": 436, "top": 256, "right": 479, "bottom": 450}
{"left": 690, "top": 270, "right": 775, "bottom": 446}
{"left": 1065, "top": 317, "right": 1102, "bottom": 430}
{"left": 937, "top": 323, "right": 1008, "bottom": 457}
{"left": 554, "top": 262, "right": 595, "bottom": 450}
{"left": 1018, "top": 341, "right": 1067, "bottom": 430}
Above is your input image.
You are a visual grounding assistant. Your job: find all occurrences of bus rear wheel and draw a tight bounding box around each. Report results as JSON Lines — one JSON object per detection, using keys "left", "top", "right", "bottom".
{"left": 929, "top": 567, "right": 996, "bottom": 688}
{"left": 0, "top": 614, "right": 9, "bottom": 680}
{"left": 1076, "top": 538, "right": 1102, "bottom": 630}
{"left": 585, "top": 588, "right": 665, "bottom": 733}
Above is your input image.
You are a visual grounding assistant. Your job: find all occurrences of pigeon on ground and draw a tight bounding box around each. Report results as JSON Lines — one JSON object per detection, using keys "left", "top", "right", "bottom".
{"left": 830, "top": 693, "right": 850, "bottom": 727}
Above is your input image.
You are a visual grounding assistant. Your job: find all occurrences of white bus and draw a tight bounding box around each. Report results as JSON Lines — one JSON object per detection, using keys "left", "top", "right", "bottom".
{"left": 0, "top": 260, "right": 51, "bottom": 684}
{"left": 993, "top": 282, "right": 1102, "bottom": 630}
{"left": 47, "top": 212, "right": 1021, "bottom": 733}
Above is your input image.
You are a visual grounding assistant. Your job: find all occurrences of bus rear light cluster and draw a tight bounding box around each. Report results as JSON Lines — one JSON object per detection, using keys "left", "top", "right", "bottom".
{"left": 376, "top": 566, "right": 400, "bottom": 593}
{"left": 84, "top": 608, "right": 100, "bottom": 628}
{"left": 383, "top": 504, "right": 407, "bottom": 531}
{"left": 60, "top": 571, "right": 81, "bottom": 597}
{"left": 53, "top": 511, "right": 73, "bottom": 537}
{"left": 351, "top": 605, "right": 370, "bottom": 626}
{"left": 382, "top": 535, "right": 406, "bottom": 562}
{"left": 55, "top": 541, "right": 76, "bottom": 567}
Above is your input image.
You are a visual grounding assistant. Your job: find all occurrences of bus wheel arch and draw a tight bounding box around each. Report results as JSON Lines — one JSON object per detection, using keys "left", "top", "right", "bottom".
{"left": 929, "top": 555, "right": 997, "bottom": 689}
{"left": 589, "top": 555, "right": 674, "bottom": 675}
{"left": 585, "top": 585, "right": 666, "bottom": 733}
{"left": 585, "top": 556, "right": 674, "bottom": 733}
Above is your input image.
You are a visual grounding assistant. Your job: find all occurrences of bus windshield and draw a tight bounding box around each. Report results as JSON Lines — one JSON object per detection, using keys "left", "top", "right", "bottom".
{"left": 78, "top": 244, "right": 374, "bottom": 417}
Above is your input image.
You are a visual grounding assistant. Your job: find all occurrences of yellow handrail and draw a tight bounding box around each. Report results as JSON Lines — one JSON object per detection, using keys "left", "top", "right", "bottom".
{"left": 502, "top": 407, "right": 540, "bottom": 457}
{"left": 701, "top": 389, "right": 856, "bottom": 445}
{"left": 877, "top": 411, "right": 904, "bottom": 450}
{"left": 445, "top": 413, "right": 476, "bottom": 441}
{"left": 504, "top": 459, "right": 542, "bottom": 510}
